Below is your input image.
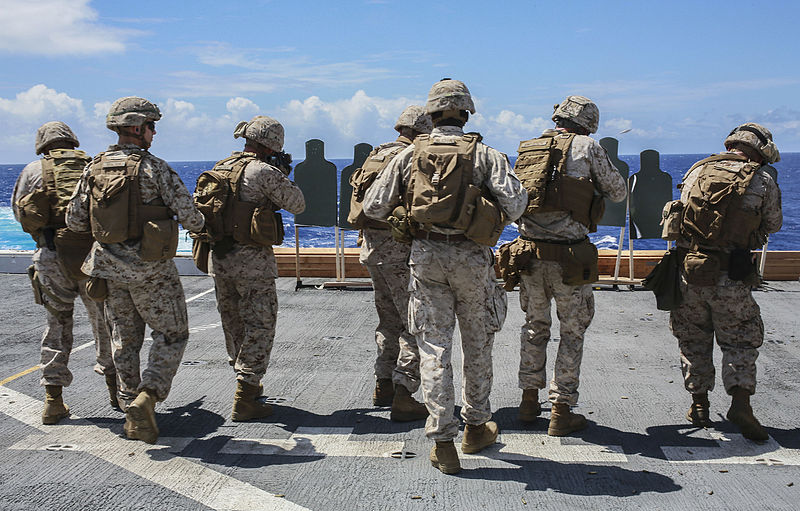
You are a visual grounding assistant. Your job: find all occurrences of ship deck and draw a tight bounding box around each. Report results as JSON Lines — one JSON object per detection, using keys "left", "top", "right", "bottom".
{"left": 1, "top": 274, "right": 799, "bottom": 510}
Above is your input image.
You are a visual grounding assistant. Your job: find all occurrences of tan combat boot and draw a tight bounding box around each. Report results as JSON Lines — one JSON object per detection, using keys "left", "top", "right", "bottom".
{"left": 125, "top": 389, "right": 159, "bottom": 444}
{"left": 42, "top": 385, "right": 70, "bottom": 425}
{"left": 372, "top": 378, "right": 394, "bottom": 406}
{"left": 390, "top": 385, "right": 428, "bottom": 422}
{"left": 461, "top": 421, "right": 499, "bottom": 454}
{"left": 231, "top": 381, "right": 273, "bottom": 421}
{"left": 105, "top": 373, "right": 120, "bottom": 409}
{"left": 548, "top": 403, "right": 588, "bottom": 436}
{"left": 519, "top": 389, "right": 541, "bottom": 423}
{"left": 430, "top": 441, "right": 461, "bottom": 474}
{"left": 686, "top": 392, "right": 711, "bottom": 427}
{"left": 727, "top": 387, "right": 768, "bottom": 442}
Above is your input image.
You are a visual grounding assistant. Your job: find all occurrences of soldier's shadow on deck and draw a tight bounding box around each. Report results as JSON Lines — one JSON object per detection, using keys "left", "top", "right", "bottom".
{"left": 180, "top": 403, "right": 421, "bottom": 468}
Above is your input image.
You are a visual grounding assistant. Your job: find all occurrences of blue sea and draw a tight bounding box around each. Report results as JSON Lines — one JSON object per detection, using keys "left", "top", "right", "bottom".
{"left": 1, "top": 153, "right": 797, "bottom": 252}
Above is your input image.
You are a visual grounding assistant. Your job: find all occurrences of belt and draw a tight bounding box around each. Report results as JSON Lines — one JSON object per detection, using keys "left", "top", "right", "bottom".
{"left": 520, "top": 235, "right": 587, "bottom": 246}
{"left": 416, "top": 229, "right": 468, "bottom": 243}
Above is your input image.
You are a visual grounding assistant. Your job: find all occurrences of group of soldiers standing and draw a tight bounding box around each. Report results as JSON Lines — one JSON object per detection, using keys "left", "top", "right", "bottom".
{"left": 12, "top": 78, "right": 782, "bottom": 475}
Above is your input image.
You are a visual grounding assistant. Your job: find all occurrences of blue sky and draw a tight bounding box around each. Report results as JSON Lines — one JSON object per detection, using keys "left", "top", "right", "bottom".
{"left": 1, "top": 0, "right": 798, "bottom": 162}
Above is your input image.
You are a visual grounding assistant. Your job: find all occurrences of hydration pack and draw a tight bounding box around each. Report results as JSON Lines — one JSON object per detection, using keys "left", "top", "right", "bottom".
{"left": 514, "top": 132, "right": 604, "bottom": 231}
{"left": 193, "top": 153, "right": 283, "bottom": 252}
{"left": 680, "top": 154, "right": 763, "bottom": 250}
{"left": 347, "top": 140, "right": 409, "bottom": 229}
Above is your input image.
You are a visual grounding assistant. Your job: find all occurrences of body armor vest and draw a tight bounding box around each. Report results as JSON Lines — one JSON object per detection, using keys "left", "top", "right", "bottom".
{"left": 348, "top": 138, "right": 410, "bottom": 229}
{"left": 680, "top": 153, "right": 763, "bottom": 250}
{"left": 17, "top": 149, "right": 91, "bottom": 237}
{"left": 405, "top": 133, "right": 481, "bottom": 230}
{"left": 87, "top": 151, "right": 175, "bottom": 244}
{"left": 514, "top": 133, "right": 602, "bottom": 231}
{"left": 194, "top": 153, "right": 284, "bottom": 250}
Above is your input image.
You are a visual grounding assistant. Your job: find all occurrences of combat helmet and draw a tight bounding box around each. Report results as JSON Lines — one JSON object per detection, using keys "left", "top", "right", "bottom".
{"left": 724, "top": 122, "right": 780, "bottom": 164}
{"left": 425, "top": 79, "right": 476, "bottom": 114}
{"left": 35, "top": 121, "right": 79, "bottom": 154}
{"left": 552, "top": 95, "right": 599, "bottom": 134}
{"left": 234, "top": 115, "right": 284, "bottom": 152}
{"left": 106, "top": 97, "right": 162, "bottom": 130}
{"left": 394, "top": 105, "right": 433, "bottom": 134}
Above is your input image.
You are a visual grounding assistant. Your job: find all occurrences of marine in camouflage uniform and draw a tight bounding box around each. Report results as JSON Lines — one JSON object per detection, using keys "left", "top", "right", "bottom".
{"left": 670, "top": 122, "right": 782, "bottom": 441}
{"left": 358, "top": 105, "right": 431, "bottom": 421}
{"left": 200, "top": 116, "right": 305, "bottom": 421}
{"left": 12, "top": 122, "right": 115, "bottom": 424}
{"left": 514, "top": 97, "right": 627, "bottom": 436}
{"left": 67, "top": 97, "right": 204, "bottom": 444}
{"left": 364, "top": 79, "right": 527, "bottom": 474}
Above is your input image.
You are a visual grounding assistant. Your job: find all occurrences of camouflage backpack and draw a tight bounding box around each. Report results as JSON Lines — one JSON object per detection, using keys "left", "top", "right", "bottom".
{"left": 348, "top": 141, "right": 409, "bottom": 229}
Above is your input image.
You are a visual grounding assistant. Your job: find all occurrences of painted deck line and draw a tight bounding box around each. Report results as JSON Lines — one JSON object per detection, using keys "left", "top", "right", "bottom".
{"left": 0, "top": 386, "right": 310, "bottom": 511}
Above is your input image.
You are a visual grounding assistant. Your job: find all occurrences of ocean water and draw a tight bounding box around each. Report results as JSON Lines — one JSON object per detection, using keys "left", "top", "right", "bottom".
{"left": 1, "top": 153, "right": 797, "bottom": 252}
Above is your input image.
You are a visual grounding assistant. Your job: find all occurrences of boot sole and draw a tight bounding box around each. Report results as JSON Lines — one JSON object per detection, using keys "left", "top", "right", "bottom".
{"left": 461, "top": 434, "right": 499, "bottom": 454}
{"left": 727, "top": 412, "right": 769, "bottom": 442}
{"left": 548, "top": 422, "right": 588, "bottom": 437}
{"left": 430, "top": 459, "right": 461, "bottom": 474}
{"left": 42, "top": 411, "right": 69, "bottom": 425}
{"left": 127, "top": 404, "right": 159, "bottom": 444}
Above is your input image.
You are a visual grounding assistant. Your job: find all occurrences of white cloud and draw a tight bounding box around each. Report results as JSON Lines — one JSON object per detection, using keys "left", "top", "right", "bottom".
{"left": 226, "top": 97, "right": 260, "bottom": 118}
{"left": 0, "top": 84, "right": 84, "bottom": 118}
{"left": 604, "top": 118, "right": 633, "bottom": 131}
{"left": 0, "top": 0, "right": 135, "bottom": 55}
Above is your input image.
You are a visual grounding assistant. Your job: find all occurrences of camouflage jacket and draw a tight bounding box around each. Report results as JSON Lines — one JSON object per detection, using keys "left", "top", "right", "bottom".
{"left": 517, "top": 129, "right": 627, "bottom": 242}
{"left": 66, "top": 144, "right": 205, "bottom": 282}
{"left": 207, "top": 153, "right": 306, "bottom": 280}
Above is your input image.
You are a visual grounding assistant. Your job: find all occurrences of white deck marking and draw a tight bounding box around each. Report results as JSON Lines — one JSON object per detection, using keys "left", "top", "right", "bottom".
{"left": 0, "top": 386, "right": 309, "bottom": 511}
{"left": 220, "top": 427, "right": 628, "bottom": 463}
{"left": 220, "top": 427, "right": 405, "bottom": 457}
{"left": 662, "top": 431, "right": 800, "bottom": 465}
{"left": 468, "top": 432, "right": 628, "bottom": 463}
{"left": 186, "top": 287, "right": 215, "bottom": 303}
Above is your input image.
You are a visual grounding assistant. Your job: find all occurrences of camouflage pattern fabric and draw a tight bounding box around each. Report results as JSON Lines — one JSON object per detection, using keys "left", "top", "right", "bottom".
{"left": 66, "top": 144, "right": 205, "bottom": 283}
{"left": 104, "top": 271, "right": 188, "bottom": 410}
{"left": 670, "top": 150, "right": 782, "bottom": 397}
{"left": 364, "top": 125, "right": 526, "bottom": 441}
{"left": 207, "top": 156, "right": 305, "bottom": 280}
{"left": 366, "top": 260, "right": 420, "bottom": 392}
{"left": 214, "top": 276, "right": 277, "bottom": 386}
{"left": 670, "top": 280, "right": 763, "bottom": 395}
{"left": 517, "top": 131, "right": 627, "bottom": 242}
{"left": 408, "top": 239, "right": 501, "bottom": 441}
{"left": 518, "top": 261, "right": 594, "bottom": 405}
{"left": 13, "top": 160, "right": 114, "bottom": 387}
{"left": 206, "top": 156, "right": 304, "bottom": 385}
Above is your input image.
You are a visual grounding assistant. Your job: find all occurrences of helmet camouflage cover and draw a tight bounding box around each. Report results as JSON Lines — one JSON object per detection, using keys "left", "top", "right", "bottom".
{"left": 394, "top": 105, "right": 433, "bottom": 134}
{"left": 425, "top": 79, "right": 476, "bottom": 114}
{"left": 106, "top": 96, "right": 162, "bottom": 130}
{"left": 234, "top": 115, "right": 284, "bottom": 152}
{"left": 552, "top": 95, "right": 599, "bottom": 134}
{"left": 724, "top": 122, "right": 780, "bottom": 164}
{"left": 35, "top": 121, "right": 79, "bottom": 154}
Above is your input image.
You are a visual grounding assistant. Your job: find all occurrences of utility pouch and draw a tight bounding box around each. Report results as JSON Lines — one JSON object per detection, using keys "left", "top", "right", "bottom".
{"left": 251, "top": 209, "right": 284, "bottom": 246}
{"left": 682, "top": 250, "right": 720, "bottom": 286}
{"left": 27, "top": 265, "right": 44, "bottom": 305}
{"left": 486, "top": 279, "right": 508, "bottom": 333}
{"left": 140, "top": 218, "right": 178, "bottom": 261}
{"left": 464, "top": 189, "right": 504, "bottom": 246}
{"left": 85, "top": 276, "right": 108, "bottom": 302}
{"left": 452, "top": 184, "right": 481, "bottom": 231}
{"left": 643, "top": 249, "right": 683, "bottom": 310}
{"left": 588, "top": 193, "right": 606, "bottom": 233}
{"left": 192, "top": 237, "right": 210, "bottom": 274}
{"left": 17, "top": 189, "right": 50, "bottom": 234}
{"left": 89, "top": 174, "right": 131, "bottom": 243}
{"left": 497, "top": 238, "right": 535, "bottom": 291}
{"left": 387, "top": 205, "right": 413, "bottom": 244}
{"left": 661, "top": 200, "right": 683, "bottom": 241}
{"left": 728, "top": 248, "right": 757, "bottom": 283}
{"left": 53, "top": 228, "right": 93, "bottom": 281}
{"left": 561, "top": 238, "right": 598, "bottom": 286}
